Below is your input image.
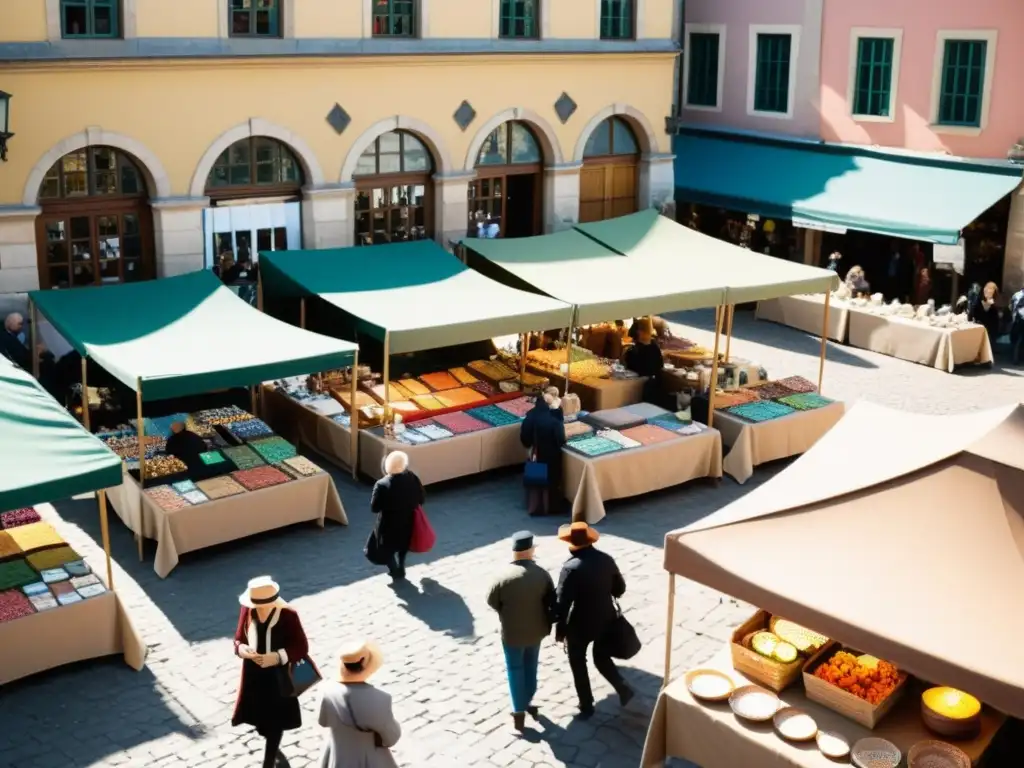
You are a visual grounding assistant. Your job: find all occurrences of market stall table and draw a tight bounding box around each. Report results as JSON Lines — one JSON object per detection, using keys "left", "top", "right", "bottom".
{"left": 846, "top": 308, "right": 993, "bottom": 372}
{"left": 525, "top": 362, "right": 644, "bottom": 412}
{"left": 260, "top": 384, "right": 356, "bottom": 471}
{"left": 641, "top": 645, "right": 1004, "bottom": 768}
{"left": 756, "top": 294, "right": 850, "bottom": 342}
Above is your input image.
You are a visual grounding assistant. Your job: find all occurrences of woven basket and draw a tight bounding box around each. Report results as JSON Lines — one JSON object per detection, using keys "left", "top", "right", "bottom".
{"left": 730, "top": 610, "right": 804, "bottom": 692}
{"left": 802, "top": 641, "right": 909, "bottom": 729}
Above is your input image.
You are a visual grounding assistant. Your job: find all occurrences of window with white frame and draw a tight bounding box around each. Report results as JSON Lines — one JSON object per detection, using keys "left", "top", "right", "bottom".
{"left": 747, "top": 25, "right": 801, "bottom": 119}
{"left": 683, "top": 23, "right": 726, "bottom": 111}
{"left": 930, "top": 30, "right": 997, "bottom": 132}
{"left": 848, "top": 28, "right": 903, "bottom": 121}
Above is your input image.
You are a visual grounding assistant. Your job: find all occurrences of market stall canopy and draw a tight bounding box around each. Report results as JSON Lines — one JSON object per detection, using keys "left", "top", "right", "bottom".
{"left": 29, "top": 271, "right": 358, "bottom": 401}
{"left": 575, "top": 209, "right": 839, "bottom": 304}
{"left": 663, "top": 400, "right": 1024, "bottom": 719}
{"left": 464, "top": 226, "right": 727, "bottom": 326}
{"left": 0, "top": 355, "right": 122, "bottom": 511}
{"left": 259, "top": 240, "right": 574, "bottom": 355}
{"left": 674, "top": 127, "right": 1024, "bottom": 244}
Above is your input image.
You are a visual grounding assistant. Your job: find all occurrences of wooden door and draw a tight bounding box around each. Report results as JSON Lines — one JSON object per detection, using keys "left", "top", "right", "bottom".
{"left": 579, "top": 160, "right": 638, "bottom": 222}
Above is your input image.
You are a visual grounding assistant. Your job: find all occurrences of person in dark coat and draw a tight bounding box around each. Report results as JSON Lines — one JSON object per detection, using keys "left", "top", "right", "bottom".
{"left": 2, "top": 312, "right": 60, "bottom": 400}
{"left": 165, "top": 421, "right": 207, "bottom": 470}
{"left": 520, "top": 391, "right": 566, "bottom": 516}
{"left": 624, "top": 318, "right": 666, "bottom": 407}
{"left": 519, "top": 387, "right": 562, "bottom": 449}
{"left": 370, "top": 451, "right": 424, "bottom": 580}
{"left": 232, "top": 576, "right": 310, "bottom": 768}
{"left": 968, "top": 281, "right": 1001, "bottom": 346}
{"left": 554, "top": 522, "right": 634, "bottom": 718}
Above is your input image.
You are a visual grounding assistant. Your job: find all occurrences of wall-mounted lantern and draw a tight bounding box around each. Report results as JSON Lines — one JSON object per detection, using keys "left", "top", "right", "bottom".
{"left": 0, "top": 91, "right": 13, "bottom": 162}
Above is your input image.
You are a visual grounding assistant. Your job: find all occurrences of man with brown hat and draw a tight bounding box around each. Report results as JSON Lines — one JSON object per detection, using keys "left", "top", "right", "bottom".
{"left": 554, "top": 522, "right": 634, "bottom": 718}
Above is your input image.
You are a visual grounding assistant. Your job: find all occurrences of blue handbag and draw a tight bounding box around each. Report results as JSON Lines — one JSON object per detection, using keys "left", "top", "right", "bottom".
{"left": 523, "top": 459, "right": 548, "bottom": 487}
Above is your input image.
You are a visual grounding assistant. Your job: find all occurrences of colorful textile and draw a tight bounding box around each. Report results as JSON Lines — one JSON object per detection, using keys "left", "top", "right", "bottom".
{"left": 22, "top": 581, "right": 50, "bottom": 596}
{"left": 26, "top": 546, "right": 80, "bottom": 571}
{"left": 748, "top": 381, "right": 796, "bottom": 400}
{"left": 199, "top": 450, "right": 228, "bottom": 466}
{"left": 337, "top": 389, "right": 377, "bottom": 411}
{"left": 495, "top": 397, "right": 534, "bottom": 418}
{"left": 281, "top": 456, "right": 323, "bottom": 477}
{"left": 50, "top": 581, "right": 75, "bottom": 596}
{"left": 466, "top": 405, "right": 522, "bottom": 427}
{"left": 726, "top": 401, "right": 796, "bottom": 423}
{"left": 225, "top": 418, "right": 275, "bottom": 441}
{"left": 564, "top": 421, "right": 594, "bottom": 439}
{"left": 0, "top": 588, "right": 36, "bottom": 622}
{"left": 419, "top": 371, "right": 462, "bottom": 392}
{"left": 29, "top": 593, "right": 58, "bottom": 611}
{"left": 146, "top": 486, "right": 189, "bottom": 511}
{"left": 565, "top": 436, "right": 623, "bottom": 458}
{"left": 777, "top": 392, "right": 834, "bottom": 411}
{"left": 433, "top": 387, "right": 488, "bottom": 408}
{"left": 430, "top": 412, "right": 490, "bottom": 435}
{"left": 468, "top": 381, "right": 498, "bottom": 396}
{"left": 411, "top": 394, "right": 447, "bottom": 411}
{"left": 221, "top": 445, "right": 266, "bottom": 470}
{"left": 0, "top": 560, "right": 39, "bottom": 591}
{"left": 196, "top": 476, "right": 247, "bottom": 500}
{"left": 231, "top": 466, "right": 292, "bottom": 492}
{"left": 0, "top": 508, "right": 41, "bottom": 529}
{"left": 6, "top": 522, "right": 64, "bottom": 553}
{"left": 64, "top": 560, "right": 91, "bottom": 577}
{"left": 597, "top": 429, "right": 642, "bottom": 449}
{"left": 77, "top": 583, "right": 107, "bottom": 598}
{"left": 71, "top": 574, "right": 100, "bottom": 590}
{"left": 0, "top": 531, "right": 22, "bottom": 559}
{"left": 649, "top": 416, "right": 700, "bottom": 435}
{"left": 57, "top": 591, "right": 83, "bottom": 605}
{"left": 620, "top": 403, "right": 672, "bottom": 421}
{"left": 619, "top": 424, "right": 681, "bottom": 446}
{"left": 712, "top": 389, "right": 762, "bottom": 408}
{"left": 172, "top": 479, "right": 197, "bottom": 494}
{"left": 397, "top": 378, "right": 431, "bottom": 396}
{"left": 39, "top": 568, "right": 70, "bottom": 584}
{"left": 410, "top": 423, "right": 454, "bottom": 441}
{"left": 250, "top": 436, "right": 298, "bottom": 463}
{"left": 182, "top": 490, "right": 209, "bottom": 505}
{"left": 448, "top": 367, "right": 480, "bottom": 385}
{"left": 395, "top": 429, "right": 430, "bottom": 446}
{"left": 775, "top": 375, "right": 817, "bottom": 393}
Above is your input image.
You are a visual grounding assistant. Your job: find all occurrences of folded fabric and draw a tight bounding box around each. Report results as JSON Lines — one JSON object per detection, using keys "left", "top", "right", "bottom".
{"left": 430, "top": 412, "right": 490, "bottom": 435}
{"left": 0, "top": 559, "right": 40, "bottom": 591}
{"left": 585, "top": 408, "right": 647, "bottom": 431}
{"left": 22, "top": 581, "right": 49, "bottom": 596}
{"left": 231, "top": 466, "right": 292, "bottom": 492}
{"left": 0, "top": 531, "right": 22, "bottom": 560}
{"left": 0, "top": 507, "right": 41, "bottom": 530}
{"left": 411, "top": 394, "right": 447, "bottom": 411}
{"left": 39, "top": 568, "right": 70, "bottom": 584}
{"left": 712, "top": 389, "right": 762, "bottom": 408}
{"left": 49, "top": 580, "right": 76, "bottom": 596}
{"left": 29, "top": 593, "right": 58, "bottom": 612}
{"left": 620, "top": 403, "right": 672, "bottom": 421}
{"left": 433, "top": 387, "right": 488, "bottom": 408}
{"left": 410, "top": 423, "right": 454, "bottom": 441}
{"left": 397, "top": 378, "right": 431, "bottom": 396}
{"left": 182, "top": 490, "right": 209, "bottom": 505}
{"left": 619, "top": 424, "right": 680, "bottom": 446}
{"left": 564, "top": 421, "right": 594, "bottom": 439}
{"left": 726, "top": 401, "right": 796, "bottom": 423}
{"left": 466, "top": 405, "right": 522, "bottom": 427}
{"left": 777, "top": 392, "right": 834, "bottom": 411}
{"left": 221, "top": 444, "right": 266, "bottom": 470}
{"left": 281, "top": 456, "right": 323, "bottom": 477}
{"left": 565, "top": 436, "right": 623, "bottom": 458}
{"left": 448, "top": 367, "right": 480, "bottom": 385}
{"left": 0, "top": 589, "right": 36, "bottom": 622}
{"left": 77, "top": 583, "right": 107, "bottom": 599}
{"left": 6, "top": 522, "right": 64, "bottom": 553}
{"left": 64, "top": 560, "right": 91, "bottom": 577}
{"left": 57, "top": 591, "right": 83, "bottom": 606}
{"left": 71, "top": 574, "right": 100, "bottom": 590}
{"left": 597, "top": 429, "right": 642, "bottom": 449}
{"left": 419, "top": 371, "right": 462, "bottom": 392}
{"left": 495, "top": 397, "right": 534, "bottom": 418}
{"left": 748, "top": 381, "right": 796, "bottom": 400}
{"left": 196, "top": 476, "right": 248, "bottom": 500}
{"left": 27, "top": 546, "right": 81, "bottom": 572}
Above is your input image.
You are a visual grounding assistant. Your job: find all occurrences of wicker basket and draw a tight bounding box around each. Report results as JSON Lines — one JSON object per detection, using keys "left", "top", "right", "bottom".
{"left": 802, "top": 641, "right": 909, "bottom": 729}
{"left": 730, "top": 610, "right": 804, "bottom": 692}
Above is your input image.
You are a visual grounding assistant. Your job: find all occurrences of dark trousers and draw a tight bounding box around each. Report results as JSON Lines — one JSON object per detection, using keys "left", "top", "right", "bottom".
{"left": 388, "top": 549, "right": 408, "bottom": 577}
{"left": 262, "top": 728, "right": 282, "bottom": 768}
{"left": 566, "top": 635, "right": 626, "bottom": 708}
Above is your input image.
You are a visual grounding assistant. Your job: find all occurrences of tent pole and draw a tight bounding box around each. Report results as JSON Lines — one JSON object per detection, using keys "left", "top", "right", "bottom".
{"left": 98, "top": 490, "right": 114, "bottom": 590}
{"left": 564, "top": 308, "right": 576, "bottom": 394}
{"left": 135, "top": 381, "right": 145, "bottom": 561}
{"left": 250, "top": 386, "right": 258, "bottom": 416}
{"left": 707, "top": 306, "right": 725, "bottom": 429}
{"left": 80, "top": 357, "right": 91, "bottom": 431}
{"left": 29, "top": 298, "right": 40, "bottom": 379}
{"left": 257, "top": 271, "right": 264, "bottom": 312}
{"left": 382, "top": 331, "right": 391, "bottom": 425}
{"left": 663, "top": 573, "right": 676, "bottom": 688}
{"left": 350, "top": 351, "right": 359, "bottom": 480}
{"left": 519, "top": 333, "right": 529, "bottom": 392}
{"left": 299, "top": 298, "right": 306, "bottom": 329}
{"left": 818, "top": 291, "right": 831, "bottom": 394}
{"left": 724, "top": 305, "right": 735, "bottom": 363}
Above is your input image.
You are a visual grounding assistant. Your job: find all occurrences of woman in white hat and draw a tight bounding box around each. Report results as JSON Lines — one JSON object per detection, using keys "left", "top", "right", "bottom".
{"left": 317, "top": 639, "right": 402, "bottom": 767}
{"left": 231, "top": 576, "right": 310, "bottom": 768}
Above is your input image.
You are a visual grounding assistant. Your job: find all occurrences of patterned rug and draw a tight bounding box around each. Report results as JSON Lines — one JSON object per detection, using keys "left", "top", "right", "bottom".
{"left": 775, "top": 375, "right": 818, "bottom": 393}
{"left": 565, "top": 436, "right": 623, "bottom": 458}
{"left": 495, "top": 397, "right": 534, "bottom": 418}
{"left": 466, "top": 405, "right": 522, "bottom": 427}
{"left": 429, "top": 412, "right": 490, "bottom": 435}
{"left": 777, "top": 392, "right": 834, "bottom": 411}
{"left": 564, "top": 421, "right": 594, "bottom": 439}
{"left": 726, "top": 401, "right": 796, "bottom": 423}
{"left": 619, "top": 424, "right": 681, "bottom": 446}
{"left": 197, "top": 476, "right": 248, "bottom": 500}
{"left": 433, "top": 387, "right": 488, "bottom": 408}
{"left": 231, "top": 466, "right": 292, "bottom": 492}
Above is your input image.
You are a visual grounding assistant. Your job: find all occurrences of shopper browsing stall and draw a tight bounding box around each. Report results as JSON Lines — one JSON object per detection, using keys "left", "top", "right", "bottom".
{"left": 968, "top": 281, "right": 1001, "bottom": 345}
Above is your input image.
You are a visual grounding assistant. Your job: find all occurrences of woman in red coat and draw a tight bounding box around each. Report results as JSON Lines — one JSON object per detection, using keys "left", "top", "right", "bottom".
{"left": 232, "top": 576, "right": 309, "bottom": 768}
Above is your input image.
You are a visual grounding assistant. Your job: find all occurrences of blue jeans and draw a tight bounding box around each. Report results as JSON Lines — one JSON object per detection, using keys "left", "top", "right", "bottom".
{"left": 502, "top": 642, "right": 540, "bottom": 714}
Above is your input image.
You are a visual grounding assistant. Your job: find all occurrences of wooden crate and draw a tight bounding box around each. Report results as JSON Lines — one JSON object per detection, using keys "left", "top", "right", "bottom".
{"left": 802, "top": 640, "right": 909, "bottom": 729}
{"left": 730, "top": 609, "right": 804, "bottom": 692}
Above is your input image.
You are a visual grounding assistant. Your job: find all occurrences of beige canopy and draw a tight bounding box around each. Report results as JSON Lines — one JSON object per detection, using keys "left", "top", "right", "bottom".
{"left": 664, "top": 400, "right": 1024, "bottom": 719}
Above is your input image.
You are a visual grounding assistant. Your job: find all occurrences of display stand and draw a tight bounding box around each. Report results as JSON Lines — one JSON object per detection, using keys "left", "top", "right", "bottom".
{"left": 846, "top": 307, "right": 992, "bottom": 371}
{"left": 756, "top": 294, "right": 850, "bottom": 342}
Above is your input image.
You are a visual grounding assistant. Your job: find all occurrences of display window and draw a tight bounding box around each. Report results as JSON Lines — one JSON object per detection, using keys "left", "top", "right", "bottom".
{"left": 468, "top": 121, "right": 543, "bottom": 239}
{"left": 353, "top": 131, "right": 433, "bottom": 245}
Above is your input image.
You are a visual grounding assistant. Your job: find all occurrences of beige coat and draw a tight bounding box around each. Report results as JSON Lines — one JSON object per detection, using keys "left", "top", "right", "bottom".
{"left": 318, "top": 681, "right": 401, "bottom": 768}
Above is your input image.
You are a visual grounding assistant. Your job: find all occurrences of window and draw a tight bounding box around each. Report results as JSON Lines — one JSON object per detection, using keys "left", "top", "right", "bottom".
{"left": 353, "top": 131, "right": 434, "bottom": 246}
{"left": 354, "top": 131, "right": 432, "bottom": 176}
{"left": 683, "top": 25, "right": 725, "bottom": 110}
{"left": 372, "top": 0, "right": 415, "bottom": 37}
{"left": 61, "top": 0, "right": 119, "bottom": 39}
{"left": 476, "top": 122, "right": 541, "bottom": 166}
{"left": 600, "top": 0, "right": 634, "bottom": 40}
{"left": 747, "top": 26, "right": 800, "bottom": 118}
{"left": 229, "top": 0, "right": 281, "bottom": 38}
{"left": 206, "top": 138, "right": 302, "bottom": 193}
{"left": 937, "top": 40, "right": 986, "bottom": 127}
{"left": 583, "top": 117, "right": 638, "bottom": 158}
{"left": 847, "top": 29, "right": 902, "bottom": 122}
{"left": 500, "top": 0, "right": 538, "bottom": 39}
{"left": 38, "top": 147, "right": 143, "bottom": 200}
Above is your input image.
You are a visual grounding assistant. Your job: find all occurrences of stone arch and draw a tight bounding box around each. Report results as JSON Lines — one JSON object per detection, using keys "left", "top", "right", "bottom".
{"left": 463, "top": 108, "right": 565, "bottom": 173}
{"left": 572, "top": 104, "right": 661, "bottom": 163}
{"left": 189, "top": 118, "right": 325, "bottom": 197}
{"left": 23, "top": 128, "right": 172, "bottom": 206}
{"left": 339, "top": 116, "right": 454, "bottom": 182}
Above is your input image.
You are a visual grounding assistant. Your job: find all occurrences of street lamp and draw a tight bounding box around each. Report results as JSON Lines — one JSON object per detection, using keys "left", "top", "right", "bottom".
{"left": 0, "top": 91, "right": 12, "bottom": 162}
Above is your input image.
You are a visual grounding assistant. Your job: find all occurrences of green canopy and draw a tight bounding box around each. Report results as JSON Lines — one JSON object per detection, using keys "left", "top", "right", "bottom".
{"left": 30, "top": 271, "right": 358, "bottom": 401}
{"left": 464, "top": 227, "right": 727, "bottom": 326}
{"left": 0, "top": 355, "right": 122, "bottom": 511}
{"left": 259, "top": 241, "right": 574, "bottom": 355}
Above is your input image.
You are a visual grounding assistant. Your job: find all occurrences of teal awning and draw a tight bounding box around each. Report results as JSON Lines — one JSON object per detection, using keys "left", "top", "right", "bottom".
{"left": 0, "top": 356, "right": 123, "bottom": 510}
{"left": 30, "top": 271, "right": 358, "bottom": 401}
{"left": 674, "top": 129, "right": 1023, "bottom": 244}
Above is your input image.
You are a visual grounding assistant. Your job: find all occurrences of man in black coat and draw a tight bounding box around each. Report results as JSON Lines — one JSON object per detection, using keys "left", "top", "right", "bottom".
{"left": 554, "top": 522, "right": 634, "bottom": 718}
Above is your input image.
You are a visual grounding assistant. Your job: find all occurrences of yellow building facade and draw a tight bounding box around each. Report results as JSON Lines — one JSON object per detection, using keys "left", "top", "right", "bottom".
{"left": 0, "top": 0, "right": 681, "bottom": 298}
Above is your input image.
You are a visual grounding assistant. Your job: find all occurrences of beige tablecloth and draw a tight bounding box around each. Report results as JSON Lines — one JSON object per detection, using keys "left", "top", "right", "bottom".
{"left": 565, "top": 428, "right": 723, "bottom": 524}
{"left": 261, "top": 386, "right": 355, "bottom": 471}
{"left": 527, "top": 363, "right": 644, "bottom": 411}
{"left": 107, "top": 470, "right": 347, "bottom": 578}
{"left": 359, "top": 423, "right": 523, "bottom": 485}
{"left": 756, "top": 294, "right": 849, "bottom": 342}
{"left": 846, "top": 309, "right": 994, "bottom": 372}
{"left": 713, "top": 401, "right": 846, "bottom": 484}
{"left": 641, "top": 645, "right": 1004, "bottom": 767}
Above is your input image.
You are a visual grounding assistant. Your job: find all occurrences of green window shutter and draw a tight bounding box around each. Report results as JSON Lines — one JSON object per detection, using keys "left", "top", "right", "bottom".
{"left": 753, "top": 34, "right": 792, "bottom": 114}
{"left": 686, "top": 33, "right": 720, "bottom": 107}
{"left": 852, "top": 37, "right": 894, "bottom": 117}
{"left": 600, "top": 1, "right": 635, "bottom": 40}
{"left": 938, "top": 40, "right": 987, "bottom": 127}
{"left": 499, "top": 0, "right": 538, "bottom": 39}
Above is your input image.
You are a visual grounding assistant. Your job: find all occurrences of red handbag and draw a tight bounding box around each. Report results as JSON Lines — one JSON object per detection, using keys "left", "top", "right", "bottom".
{"left": 408, "top": 505, "right": 436, "bottom": 553}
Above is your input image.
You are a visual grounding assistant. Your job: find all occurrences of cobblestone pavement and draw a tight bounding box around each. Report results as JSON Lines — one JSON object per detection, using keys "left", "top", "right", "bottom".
{"left": 0, "top": 309, "right": 1020, "bottom": 768}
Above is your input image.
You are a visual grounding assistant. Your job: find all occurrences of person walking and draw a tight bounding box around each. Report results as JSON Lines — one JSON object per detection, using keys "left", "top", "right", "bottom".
{"left": 520, "top": 389, "right": 566, "bottom": 516}
{"left": 232, "top": 576, "right": 310, "bottom": 768}
{"left": 316, "top": 639, "right": 402, "bottom": 768}
{"left": 370, "top": 450, "right": 424, "bottom": 581}
{"left": 486, "top": 530, "right": 556, "bottom": 731}
{"left": 554, "top": 522, "right": 634, "bottom": 718}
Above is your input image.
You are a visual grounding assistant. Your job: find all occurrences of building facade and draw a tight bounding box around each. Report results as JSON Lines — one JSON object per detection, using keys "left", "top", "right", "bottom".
{"left": 0, "top": 0, "right": 682, "bottom": 299}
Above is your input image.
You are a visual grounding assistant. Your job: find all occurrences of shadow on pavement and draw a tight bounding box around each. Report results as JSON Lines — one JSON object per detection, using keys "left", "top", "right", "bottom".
{"left": 391, "top": 576, "right": 476, "bottom": 640}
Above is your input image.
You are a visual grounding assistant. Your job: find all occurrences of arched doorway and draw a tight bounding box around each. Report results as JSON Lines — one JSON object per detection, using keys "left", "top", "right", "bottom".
{"left": 352, "top": 130, "right": 434, "bottom": 245}
{"left": 469, "top": 121, "right": 543, "bottom": 238}
{"left": 579, "top": 117, "right": 640, "bottom": 223}
{"left": 202, "top": 136, "right": 304, "bottom": 277}
{"left": 36, "top": 146, "right": 155, "bottom": 289}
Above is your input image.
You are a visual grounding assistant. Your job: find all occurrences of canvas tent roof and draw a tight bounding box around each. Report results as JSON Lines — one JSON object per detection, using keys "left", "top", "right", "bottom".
{"left": 663, "top": 401, "right": 1024, "bottom": 719}
{"left": 0, "top": 355, "right": 122, "bottom": 511}
{"left": 30, "top": 271, "right": 358, "bottom": 401}
{"left": 259, "top": 240, "right": 574, "bottom": 355}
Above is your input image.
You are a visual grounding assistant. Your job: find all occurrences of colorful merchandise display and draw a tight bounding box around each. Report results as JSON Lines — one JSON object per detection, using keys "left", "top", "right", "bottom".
{"left": 775, "top": 376, "right": 818, "bottom": 394}
{"left": 411, "top": 394, "right": 447, "bottom": 411}
{"left": 280, "top": 456, "right": 324, "bottom": 477}
{"left": 231, "top": 466, "right": 292, "bottom": 492}
{"left": 397, "top": 378, "right": 431, "bottom": 396}
{"left": 146, "top": 485, "right": 189, "bottom": 512}
{"left": 224, "top": 418, "right": 275, "bottom": 441}
{"left": 196, "top": 476, "right": 248, "bottom": 500}
{"left": 419, "top": 371, "right": 462, "bottom": 392}
{"left": 192, "top": 405, "right": 251, "bottom": 427}
{"left": 0, "top": 531, "right": 20, "bottom": 558}
{"left": 25, "top": 546, "right": 81, "bottom": 572}
{"left": 777, "top": 393, "right": 835, "bottom": 411}
{"left": 410, "top": 423, "right": 454, "bottom": 441}
{"left": 495, "top": 397, "right": 534, "bottom": 418}
{"left": 0, "top": 508, "right": 41, "bottom": 529}
{"left": 449, "top": 367, "right": 480, "bottom": 385}
{"left": 466, "top": 404, "right": 523, "bottom": 427}
{"left": 467, "top": 359, "right": 517, "bottom": 382}
{"left": 726, "top": 401, "right": 797, "bottom": 423}
{"left": 566, "top": 435, "right": 624, "bottom": 458}
{"left": 564, "top": 421, "right": 594, "bottom": 439}
{"left": 221, "top": 444, "right": 265, "bottom": 470}
{"left": 429, "top": 412, "right": 491, "bottom": 435}
{"left": 597, "top": 429, "right": 643, "bottom": 449}
{"left": 7, "top": 522, "right": 65, "bottom": 552}
{"left": 249, "top": 436, "right": 299, "bottom": 464}
{"left": 620, "top": 424, "right": 681, "bottom": 446}
{"left": 433, "top": 387, "right": 488, "bottom": 408}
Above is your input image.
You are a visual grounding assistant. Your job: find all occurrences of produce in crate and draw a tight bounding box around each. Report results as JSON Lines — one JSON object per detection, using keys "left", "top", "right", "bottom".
{"left": 745, "top": 631, "right": 799, "bottom": 664}
{"left": 813, "top": 649, "right": 901, "bottom": 705}
{"left": 770, "top": 617, "right": 829, "bottom": 655}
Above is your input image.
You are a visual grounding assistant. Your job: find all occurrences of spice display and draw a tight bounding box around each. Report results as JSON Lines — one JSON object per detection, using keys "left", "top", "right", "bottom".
{"left": 26, "top": 546, "right": 80, "bottom": 572}
{"left": 231, "top": 466, "right": 292, "bottom": 491}
{"left": 726, "top": 401, "right": 797, "bottom": 423}
{"left": 146, "top": 486, "right": 189, "bottom": 512}
{"left": 197, "top": 476, "right": 248, "bottom": 500}
{"left": 430, "top": 412, "right": 490, "bottom": 435}
{"left": 0, "top": 560, "right": 39, "bottom": 591}
{"left": 281, "top": 456, "right": 324, "bottom": 477}
{"left": 142, "top": 454, "right": 188, "bottom": 478}
{"left": 566, "top": 436, "right": 623, "bottom": 458}
{"left": 813, "top": 650, "right": 901, "bottom": 705}
{"left": 620, "top": 424, "right": 680, "bottom": 446}
{"left": 419, "top": 371, "right": 462, "bottom": 392}
{"left": 39, "top": 568, "right": 69, "bottom": 584}
{"left": 449, "top": 367, "right": 480, "bottom": 385}
{"left": 1, "top": 507, "right": 41, "bottom": 529}
{"left": 467, "top": 359, "right": 517, "bottom": 382}
{"left": 7, "top": 522, "right": 64, "bottom": 553}
{"left": 172, "top": 479, "right": 197, "bottom": 494}
{"left": 225, "top": 418, "right": 274, "bottom": 441}
{"left": 0, "top": 531, "right": 22, "bottom": 559}
{"left": 192, "top": 405, "right": 251, "bottom": 427}
{"left": 410, "top": 423, "right": 454, "bottom": 441}
{"left": 182, "top": 490, "right": 209, "bottom": 505}
{"left": 250, "top": 437, "right": 298, "bottom": 464}
{"left": 466, "top": 405, "right": 522, "bottom": 427}
{"left": 411, "top": 394, "right": 447, "bottom": 411}
{"left": 64, "top": 560, "right": 91, "bottom": 577}
{"left": 0, "top": 589, "right": 36, "bottom": 623}
{"left": 771, "top": 618, "right": 829, "bottom": 654}
{"left": 749, "top": 381, "right": 797, "bottom": 401}
{"left": 712, "top": 389, "right": 762, "bottom": 408}
{"left": 221, "top": 445, "right": 266, "bottom": 470}
{"left": 777, "top": 393, "right": 834, "bottom": 411}
{"left": 564, "top": 421, "right": 594, "bottom": 439}
{"left": 433, "top": 387, "right": 488, "bottom": 408}
{"left": 397, "top": 378, "right": 432, "bottom": 396}
{"left": 30, "top": 593, "right": 58, "bottom": 611}
{"left": 469, "top": 381, "right": 498, "bottom": 397}
{"left": 495, "top": 397, "right": 534, "bottom": 418}
{"left": 775, "top": 375, "right": 817, "bottom": 393}
{"left": 199, "top": 450, "right": 228, "bottom": 466}
{"left": 597, "top": 429, "right": 642, "bottom": 449}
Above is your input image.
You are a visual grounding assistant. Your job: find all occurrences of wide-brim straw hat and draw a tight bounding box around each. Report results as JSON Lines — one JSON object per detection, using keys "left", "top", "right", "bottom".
{"left": 339, "top": 640, "right": 384, "bottom": 683}
{"left": 238, "top": 575, "right": 288, "bottom": 609}
{"left": 558, "top": 521, "right": 599, "bottom": 550}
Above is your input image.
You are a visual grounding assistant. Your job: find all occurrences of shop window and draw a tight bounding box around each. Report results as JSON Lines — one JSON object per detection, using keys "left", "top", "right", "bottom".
{"left": 38, "top": 147, "right": 143, "bottom": 201}
{"left": 229, "top": 0, "right": 281, "bottom": 38}
{"left": 753, "top": 33, "right": 792, "bottom": 115}
{"left": 61, "top": 0, "right": 119, "bottom": 38}
{"left": 685, "top": 30, "right": 722, "bottom": 109}
{"left": 469, "top": 121, "right": 543, "bottom": 238}
{"left": 600, "top": 0, "right": 634, "bottom": 40}
{"left": 353, "top": 130, "right": 434, "bottom": 245}
{"left": 937, "top": 39, "right": 986, "bottom": 127}
{"left": 852, "top": 38, "right": 895, "bottom": 118}
{"left": 372, "top": 0, "right": 415, "bottom": 37}
{"left": 476, "top": 122, "right": 541, "bottom": 166}
{"left": 499, "top": 0, "right": 538, "bottom": 39}
{"left": 205, "top": 137, "right": 303, "bottom": 198}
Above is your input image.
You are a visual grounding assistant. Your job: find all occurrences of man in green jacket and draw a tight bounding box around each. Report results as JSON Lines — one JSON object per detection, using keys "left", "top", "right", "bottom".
{"left": 486, "top": 530, "right": 556, "bottom": 732}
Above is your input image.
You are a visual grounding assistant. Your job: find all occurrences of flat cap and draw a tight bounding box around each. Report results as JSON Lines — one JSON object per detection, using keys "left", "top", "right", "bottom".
{"left": 511, "top": 530, "right": 534, "bottom": 552}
